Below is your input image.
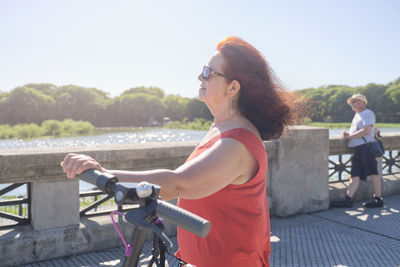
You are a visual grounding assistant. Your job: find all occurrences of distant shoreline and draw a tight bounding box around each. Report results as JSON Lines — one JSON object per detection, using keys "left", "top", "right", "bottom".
{"left": 1, "top": 122, "right": 400, "bottom": 141}
{"left": 305, "top": 122, "right": 400, "bottom": 129}
{"left": 1, "top": 126, "right": 399, "bottom": 197}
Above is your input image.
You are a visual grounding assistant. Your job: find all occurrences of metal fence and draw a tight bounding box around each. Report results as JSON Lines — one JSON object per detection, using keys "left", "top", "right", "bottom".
{"left": 79, "top": 189, "right": 117, "bottom": 216}
{"left": 0, "top": 183, "right": 31, "bottom": 228}
{"left": 79, "top": 189, "right": 138, "bottom": 217}
{"left": 1, "top": 139, "right": 399, "bottom": 227}
{"left": 329, "top": 149, "right": 400, "bottom": 183}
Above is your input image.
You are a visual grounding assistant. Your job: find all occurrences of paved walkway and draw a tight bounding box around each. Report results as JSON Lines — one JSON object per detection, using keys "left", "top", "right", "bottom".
{"left": 25, "top": 194, "right": 400, "bottom": 267}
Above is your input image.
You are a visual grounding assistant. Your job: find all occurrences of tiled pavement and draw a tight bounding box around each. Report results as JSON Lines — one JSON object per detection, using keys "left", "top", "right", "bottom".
{"left": 25, "top": 194, "right": 400, "bottom": 267}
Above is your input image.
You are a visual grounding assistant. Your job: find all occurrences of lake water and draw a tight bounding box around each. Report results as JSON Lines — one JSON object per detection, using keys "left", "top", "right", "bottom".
{"left": 1, "top": 127, "right": 399, "bottom": 196}
{"left": 329, "top": 127, "right": 400, "bottom": 136}
{"left": 2, "top": 127, "right": 400, "bottom": 150}
{"left": 0, "top": 128, "right": 207, "bottom": 150}
{"left": 0, "top": 129, "right": 207, "bottom": 196}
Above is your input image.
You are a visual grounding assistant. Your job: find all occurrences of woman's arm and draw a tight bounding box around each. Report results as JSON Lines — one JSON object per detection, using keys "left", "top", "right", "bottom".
{"left": 343, "top": 124, "right": 372, "bottom": 139}
{"left": 61, "top": 138, "right": 258, "bottom": 201}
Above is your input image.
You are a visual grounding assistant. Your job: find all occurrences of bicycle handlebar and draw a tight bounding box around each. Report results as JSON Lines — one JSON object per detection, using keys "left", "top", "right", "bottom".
{"left": 78, "top": 169, "right": 118, "bottom": 194}
{"left": 156, "top": 199, "right": 210, "bottom": 238}
{"left": 77, "top": 169, "right": 211, "bottom": 238}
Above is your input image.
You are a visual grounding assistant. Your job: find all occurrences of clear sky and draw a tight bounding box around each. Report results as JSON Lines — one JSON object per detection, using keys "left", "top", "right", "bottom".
{"left": 1, "top": 0, "right": 399, "bottom": 98}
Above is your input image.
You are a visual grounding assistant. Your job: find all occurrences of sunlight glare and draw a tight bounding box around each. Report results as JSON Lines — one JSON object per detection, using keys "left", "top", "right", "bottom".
{"left": 356, "top": 214, "right": 369, "bottom": 221}
{"left": 271, "top": 235, "right": 280, "bottom": 243}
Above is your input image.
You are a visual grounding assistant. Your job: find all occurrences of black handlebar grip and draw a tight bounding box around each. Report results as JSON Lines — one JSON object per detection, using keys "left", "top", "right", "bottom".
{"left": 77, "top": 169, "right": 102, "bottom": 185}
{"left": 156, "top": 200, "right": 211, "bottom": 238}
{"left": 77, "top": 170, "right": 118, "bottom": 193}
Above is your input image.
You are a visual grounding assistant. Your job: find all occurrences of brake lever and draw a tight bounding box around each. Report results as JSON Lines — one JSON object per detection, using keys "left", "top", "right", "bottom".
{"left": 124, "top": 201, "right": 173, "bottom": 252}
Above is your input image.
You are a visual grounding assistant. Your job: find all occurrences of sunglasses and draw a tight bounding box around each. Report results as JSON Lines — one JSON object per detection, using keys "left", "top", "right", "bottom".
{"left": 202, "top": 66, "right": 234, "bottom": 81}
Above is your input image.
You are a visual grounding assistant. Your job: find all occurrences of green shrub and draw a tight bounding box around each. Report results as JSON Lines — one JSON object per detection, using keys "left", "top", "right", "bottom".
{"left": 0, "top": 119, "right": 95, "bottom": 140}
{"left": 164, "top": 118, "right": 212, "bottom": 131}
{"left": 300, "top": 117, "right": 313, "bottom": 125}
{"left": 62, "top": 119, "right": 75, "bottom": 133}
{"left": 0, "top": 124, "right": 14, "bottom": 139}
{"left": 72, "top": 120, "right": 94, "bottom": 135}
{"left": 14, "top": 123, "right": 43, "bottom": 139}
{"left": 41, "top": 120, "right": 62, "bottom": 136}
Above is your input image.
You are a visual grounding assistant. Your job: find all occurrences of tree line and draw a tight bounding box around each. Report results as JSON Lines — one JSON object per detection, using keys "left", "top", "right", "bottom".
{"left": 298, "top": 77, "right": 400, "bottom": 123}
{"left": 0, "top": 84, "right": 212, "bottom": 126}
{"left": 1, "top": 77, "right": 399, "bottom": 127}
{"left": 0, "top": 119, "right": 94, "bottom": 139}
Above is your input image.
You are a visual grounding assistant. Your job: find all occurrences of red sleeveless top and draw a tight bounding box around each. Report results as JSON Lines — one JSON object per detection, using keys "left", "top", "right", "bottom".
{"left": 175, "top": 128, "right": 270, "bottom": 267}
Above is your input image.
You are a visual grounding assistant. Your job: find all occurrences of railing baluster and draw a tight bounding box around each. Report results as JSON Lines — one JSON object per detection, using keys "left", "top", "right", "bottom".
{"left": 0, "top": 183, "right": 31, "bottom": 228}
{"left": 329, "top": 148, "right": 399, "bottom": 183}
{"left": 79, "top": 190, "right": 137, "bottom": 217}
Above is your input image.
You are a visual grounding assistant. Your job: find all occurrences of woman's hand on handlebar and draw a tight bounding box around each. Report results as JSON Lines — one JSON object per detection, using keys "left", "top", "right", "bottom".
{"left": 60, "top": 153, "right": 106, "bottom": 178}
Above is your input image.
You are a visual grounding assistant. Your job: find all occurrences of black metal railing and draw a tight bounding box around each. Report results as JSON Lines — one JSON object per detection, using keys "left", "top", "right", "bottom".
{"left": 0, "top": 183, "right": 31, "bottom": 228}
{"left": 382, "top": 150, "right": 400, "bottom": 175}
{"left": 329, "top": 149, "right": 400, "bottom": 183}
{"left": 79, "top": 190, "right": 117, "bottom": 216}
{"left": 79, "top": 189, "right": 138, "bottom": 217}
{"left": 329, "top": 154, "right": 353, "bottom": 183}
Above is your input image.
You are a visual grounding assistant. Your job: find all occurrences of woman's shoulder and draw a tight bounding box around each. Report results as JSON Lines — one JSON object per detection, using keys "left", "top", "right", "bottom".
{"left": 218, "top": 117, "right": 261, "bottom": 140}
{"left": 197, "top": 117, "right": 261, "bottom": 149}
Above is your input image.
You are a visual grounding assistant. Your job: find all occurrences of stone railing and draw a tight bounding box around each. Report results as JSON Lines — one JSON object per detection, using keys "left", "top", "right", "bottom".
{"left": 329, "top": 133, "right": 400, "bottom": 175}
{"left": 328, "top": 133, "right": 400, "bottom": 202}
{"left": 0, "top": 126, "right": 399, "bottom": 266}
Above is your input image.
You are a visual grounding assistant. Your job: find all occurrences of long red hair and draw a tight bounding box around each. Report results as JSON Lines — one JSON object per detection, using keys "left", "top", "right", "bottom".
{"left": 217, "top": 36, "right": 296, "bottom": 140}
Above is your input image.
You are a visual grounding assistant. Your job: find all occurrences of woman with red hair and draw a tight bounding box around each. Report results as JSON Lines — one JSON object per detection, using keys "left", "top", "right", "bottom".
{"left": 61, "top": 36, "right": 295, "bottom": 266}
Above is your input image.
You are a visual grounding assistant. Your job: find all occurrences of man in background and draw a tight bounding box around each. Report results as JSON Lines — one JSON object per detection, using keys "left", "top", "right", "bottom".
{"left": 332, "top": 94, "right": 383, "bottom": 208}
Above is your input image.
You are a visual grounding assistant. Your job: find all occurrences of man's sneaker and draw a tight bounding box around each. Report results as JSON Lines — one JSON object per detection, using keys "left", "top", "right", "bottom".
{"left": 331, "top": 196, "right": 353, "bottom": 208}
{"left": 363, "top": 197, "right": 384, "bottom": 208}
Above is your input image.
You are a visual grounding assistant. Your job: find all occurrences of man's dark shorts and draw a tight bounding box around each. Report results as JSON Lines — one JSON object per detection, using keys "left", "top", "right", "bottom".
{"left": 351, "top": 143, "right": 378, "bottom": 180}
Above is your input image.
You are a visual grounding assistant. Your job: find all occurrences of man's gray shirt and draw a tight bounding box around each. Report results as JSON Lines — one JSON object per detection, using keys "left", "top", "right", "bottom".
{"left": 348, "top": 109, "right": 376, "bottom": 148}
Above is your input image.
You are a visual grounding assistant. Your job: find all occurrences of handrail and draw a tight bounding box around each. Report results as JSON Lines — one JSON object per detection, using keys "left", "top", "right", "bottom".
{"left": 328, "top": 134, "right": 400, "bottom": 182}
{"left": 0, "top": 130, "right": 399, "bottom": 229}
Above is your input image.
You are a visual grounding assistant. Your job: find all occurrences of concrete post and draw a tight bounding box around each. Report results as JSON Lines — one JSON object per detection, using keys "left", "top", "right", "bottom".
{"left": 31, "top": 179, "right": 80, "bottom": 230}
{"left": 271, "top": 126, "right": 330, "bottom": 216}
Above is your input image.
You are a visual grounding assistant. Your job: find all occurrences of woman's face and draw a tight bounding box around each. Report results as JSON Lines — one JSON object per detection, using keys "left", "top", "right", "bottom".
{"left": 197, "top": 52, "right": 232, "bottom": 108}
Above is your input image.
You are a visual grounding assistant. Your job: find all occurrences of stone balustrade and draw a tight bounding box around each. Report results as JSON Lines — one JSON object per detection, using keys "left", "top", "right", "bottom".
{"left": 329, "top": 132, "right": 400, "bottom": 154}
{"left": 0, "top": 126, "right": 399, "bottom": 266}
{"left": 328, "top": 132, "right": 400, "bottom": 203}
